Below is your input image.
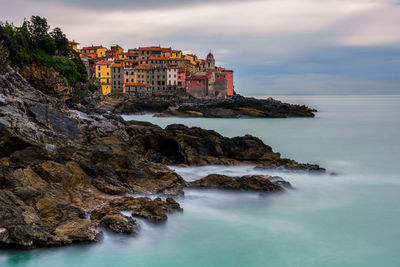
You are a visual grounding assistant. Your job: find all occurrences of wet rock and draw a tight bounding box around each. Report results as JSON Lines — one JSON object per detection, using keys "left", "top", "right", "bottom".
{"left": 91, "top": 207, "right": 139, "bottom": 234}
{"left": 109, "top": 197, "right": 183, "bottom": 223}
{"left": 186, "top": 174, "right": 289, "bottom": 192}
{"left": 156, "top": 95, "right": 316, "bottom": 118}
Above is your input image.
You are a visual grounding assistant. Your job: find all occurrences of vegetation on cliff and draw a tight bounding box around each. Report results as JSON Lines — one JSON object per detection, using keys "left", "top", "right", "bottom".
{"left": 0, "top": 16, "right": 87, "bottom": 85}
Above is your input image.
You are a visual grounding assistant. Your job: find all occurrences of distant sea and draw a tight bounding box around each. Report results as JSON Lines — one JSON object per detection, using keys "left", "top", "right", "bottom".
{"left": 1, "top": 95, "right": 400, "bottom": 267}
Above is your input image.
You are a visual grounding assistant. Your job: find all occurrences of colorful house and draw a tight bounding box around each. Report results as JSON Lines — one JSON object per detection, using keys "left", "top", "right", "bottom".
{"left": 124, "top": 68, "right": 137, "bottom": 84}
{"left": 81, "top": 45, "right": 107, "bottom": 58}
{"left": 68, "top": 40, "right": 80, "bottom": 52}
{"left": 95, "top": 61, "right": 113, "bottom": 95}
{"left": 178, "top": 67, "right": 186, "bottom": 88}
{"left": 167, "top": 66, "right": 179, "bottom": 87}
{"left": 186, "top": 76, "right": 208, "bottom": 98}
{"left": 111, "top": 63, "right": 123, "bottom": 94}
{"left": 135, "top": 66, "right": 153, "bottom": 84}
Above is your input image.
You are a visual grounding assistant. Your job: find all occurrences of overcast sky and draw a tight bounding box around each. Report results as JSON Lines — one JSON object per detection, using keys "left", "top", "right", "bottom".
{"left": 1, "top": 0, "right": 400, "bottom": 95}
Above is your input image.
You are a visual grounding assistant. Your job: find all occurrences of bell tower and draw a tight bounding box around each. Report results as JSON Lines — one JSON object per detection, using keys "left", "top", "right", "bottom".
{"left": 206, "top": 52, "right": 215, "bottom": 70}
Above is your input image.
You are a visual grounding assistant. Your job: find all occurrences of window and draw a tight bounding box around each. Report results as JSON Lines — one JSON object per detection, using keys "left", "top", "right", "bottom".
{"left": 98, "top": 72, "right": 101, "bottom": 77}
{"left": 126, "top": 79, "right": 128, "bottom": 82}
{"left": 107, "top": 72, "right": 109, "bottom": 76}
{"left": 126, "top": 72, "right": 128, "bottom": 75}
{"left": 98, "top": 66, "right": 100, "bottom": 71}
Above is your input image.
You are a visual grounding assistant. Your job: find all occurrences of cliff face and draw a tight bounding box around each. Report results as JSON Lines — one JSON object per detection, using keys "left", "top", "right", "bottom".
{"left": 21, "top": 63, "right": 71, "bottom": 95}
{"left": 0, "top": 69, "right": 323, "bottom": 248}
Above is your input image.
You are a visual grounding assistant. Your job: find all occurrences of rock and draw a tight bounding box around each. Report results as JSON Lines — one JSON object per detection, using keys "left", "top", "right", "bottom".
{"left": 91, "top": 207, "right": 139, "bottom": 234}
{"left": 109, "top": 197, "right": 182, "bottom": 223}
{"left": 186, "top": 174, "right": 288, "bottom": 192}
{"left": 156, "top": 95, "right": 316, "bottom": 118}
{"left": 0, "top": 68, "right": 323, "bottom": 249}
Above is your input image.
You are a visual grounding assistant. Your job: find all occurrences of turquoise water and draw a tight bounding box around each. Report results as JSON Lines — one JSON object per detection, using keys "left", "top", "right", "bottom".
{"left": 1, "top": 95, "right": 400, "bottom": 267}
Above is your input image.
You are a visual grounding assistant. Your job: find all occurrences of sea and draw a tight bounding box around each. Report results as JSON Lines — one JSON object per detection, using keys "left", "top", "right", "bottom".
{"left": 1, "top": 95, "right": 399, "bottom": 267}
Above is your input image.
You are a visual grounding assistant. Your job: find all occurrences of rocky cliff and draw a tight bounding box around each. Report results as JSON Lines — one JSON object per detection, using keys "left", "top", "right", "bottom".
{"left": 0, "top": 68, "right": 324, "bottom": 248}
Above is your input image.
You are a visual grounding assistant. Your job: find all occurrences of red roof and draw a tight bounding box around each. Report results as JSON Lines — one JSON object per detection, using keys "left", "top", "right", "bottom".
{"left": 148, "top": 56, "right": 182, "bottom": 61}
{"left": 111, "top": 63, "right": 122, "bottom": 67}
{"left": 82, "top": 46, "right": 103, "bottom": 50}
{"left": 138, "top": 46, "right": 162, "bottom": 51}
{"left": 136, "top": 66, "right": 153, "bottom": 70}
{"left": 68, "top": 41, "right": 80, "bottom": 45}
{"left": 96, "top": 61, "right": 114, "bottom": 65}
{"left": 124, "top": 83, "right": 151, "bottom": 87}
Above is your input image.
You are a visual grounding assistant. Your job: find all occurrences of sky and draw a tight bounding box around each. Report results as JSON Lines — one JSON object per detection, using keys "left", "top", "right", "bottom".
{"left": 1, "top": 0, "right": 400, "bottom": 95}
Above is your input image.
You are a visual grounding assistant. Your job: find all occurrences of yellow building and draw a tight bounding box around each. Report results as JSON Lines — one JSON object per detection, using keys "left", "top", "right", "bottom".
{"left": 111, "top": 44, "right": 124, "bottom": 54}
{"left": 95, "top": 61, "right": 113, "bottom": 95}
{"left": 183, "top": 54, "right": 198, "bottom": 64}
{"left": 172, "top": 50, "right": 182, "bottom": 58}
{"left": 81, "top": 45, "right": 107, "bottom": 58}
{"left": 68, "top": 40, "right": 80, "bottom": 52}
{"left": 162, "top": 49, "right": 182, "bottom": 59}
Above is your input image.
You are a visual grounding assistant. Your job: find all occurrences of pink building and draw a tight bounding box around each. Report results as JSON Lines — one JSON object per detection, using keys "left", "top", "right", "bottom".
{"left": 224, "top": 70, "right": 234, "bottom": 96}
{"left": 178, "top": 67, "right": 186, "bottom": 88}
{"left": 186, "top": 76, "right": 208, "bottom": 98}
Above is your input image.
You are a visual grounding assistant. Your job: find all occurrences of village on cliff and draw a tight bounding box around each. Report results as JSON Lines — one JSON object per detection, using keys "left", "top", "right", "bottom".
{"left": 68, "top": 41, "right": 234, "bottom": 99}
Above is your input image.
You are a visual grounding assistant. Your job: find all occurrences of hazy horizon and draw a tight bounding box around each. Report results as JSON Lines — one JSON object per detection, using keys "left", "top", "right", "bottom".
{"left": 1, "top": 0, "right": 400, "bottom": 95}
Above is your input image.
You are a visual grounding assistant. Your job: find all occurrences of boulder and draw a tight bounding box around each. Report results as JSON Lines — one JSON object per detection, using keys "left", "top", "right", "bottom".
{"left": 186, "top": 174, "right": 289, "bottom": 192}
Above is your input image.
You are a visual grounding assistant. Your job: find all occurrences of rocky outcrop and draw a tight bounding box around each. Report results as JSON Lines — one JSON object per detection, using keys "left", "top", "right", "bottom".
{"left": 186, "top": 174, "right": 291, "bottom": 192}
{"left": 21, "top": 63, "right": 71, "bottom": 95}
{"left": 69, "top": 93, "right": 316, "bottom": 119}
{"left": 156, "top": 95, "right": 316, "bottom": 118}
{"left": 0, "top": 69, "right": 323, "bottom": 248}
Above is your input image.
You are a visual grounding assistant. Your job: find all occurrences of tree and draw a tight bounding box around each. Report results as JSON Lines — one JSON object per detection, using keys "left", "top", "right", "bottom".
{"left": 28, "top": 16, "right": 50, "bottom": 40}
{"left": 50, "top": 27, "right": 68, "bottom": 55}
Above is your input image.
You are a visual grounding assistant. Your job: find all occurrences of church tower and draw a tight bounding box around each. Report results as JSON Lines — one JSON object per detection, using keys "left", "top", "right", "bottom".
{"left": 206, "top": 52, "right": 215, "bottom": 70}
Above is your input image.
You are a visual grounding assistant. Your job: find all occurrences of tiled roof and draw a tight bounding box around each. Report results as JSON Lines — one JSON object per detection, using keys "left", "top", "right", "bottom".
{"left": 68, "top": 41, "right": 79, "bottom": 45}
{"left": 82, "top": 45, "right": 103, "bottom": 50}
{"left": 136, "top": 66, "right": 154, "bottom": 70}
{"left": 96, "top": 61, "right": 114, "bottom": 65}
{"left": 111, "top": 63, "right": 122, "bottom": 67}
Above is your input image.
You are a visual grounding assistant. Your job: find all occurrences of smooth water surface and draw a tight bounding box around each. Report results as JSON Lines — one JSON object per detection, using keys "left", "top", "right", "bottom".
{"left": 1, "top": 95, "right": 400, "bottom": 267}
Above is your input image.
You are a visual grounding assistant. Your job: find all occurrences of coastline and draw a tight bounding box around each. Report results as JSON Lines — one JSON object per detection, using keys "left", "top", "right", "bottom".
{"left": 0, "top": 69, "right": 324, "bottom": 249}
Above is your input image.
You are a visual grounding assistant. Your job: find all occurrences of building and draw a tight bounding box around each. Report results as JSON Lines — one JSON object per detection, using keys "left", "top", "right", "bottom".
{"left": 167, "top": 66, "right": 179, "bottom": 87}
{"left": 186, "top": 76, "right": 208, "bottom": 98}
{"left": 178, "top": 67, "right": 186, "bottom": 88}
{"left": 135, "top": 66, "right": 153, "bottom": 84}
{"left": 95, "top": 61, "right": 113, "bottom": 95}
{"left": 81, "top": 45, "right": 107, "bottom": 58}
{"left": 151, "top": 67, "right": 168, "bottom": 95}
{"left": 68, "top": 40, "right": 80, "bottom": 52}
{"left": 124, "top": 83, "right": 152, "bottom": 97}
{"left": 124, "top": 68, "right": 137, "bottom": 84}
{"left": 111, "top": 63, "right": 123, "bottom": 94}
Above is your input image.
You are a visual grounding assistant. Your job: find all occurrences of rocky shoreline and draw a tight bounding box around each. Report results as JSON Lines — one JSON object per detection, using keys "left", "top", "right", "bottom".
{"left": 155, "top": 95, "right": 317, "bottom": 118}
{"left": 68, "top": 92, "right": 317, "bottom": 118}
{"left": 0, "top": 68, "right": 324, "bottom": 249}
